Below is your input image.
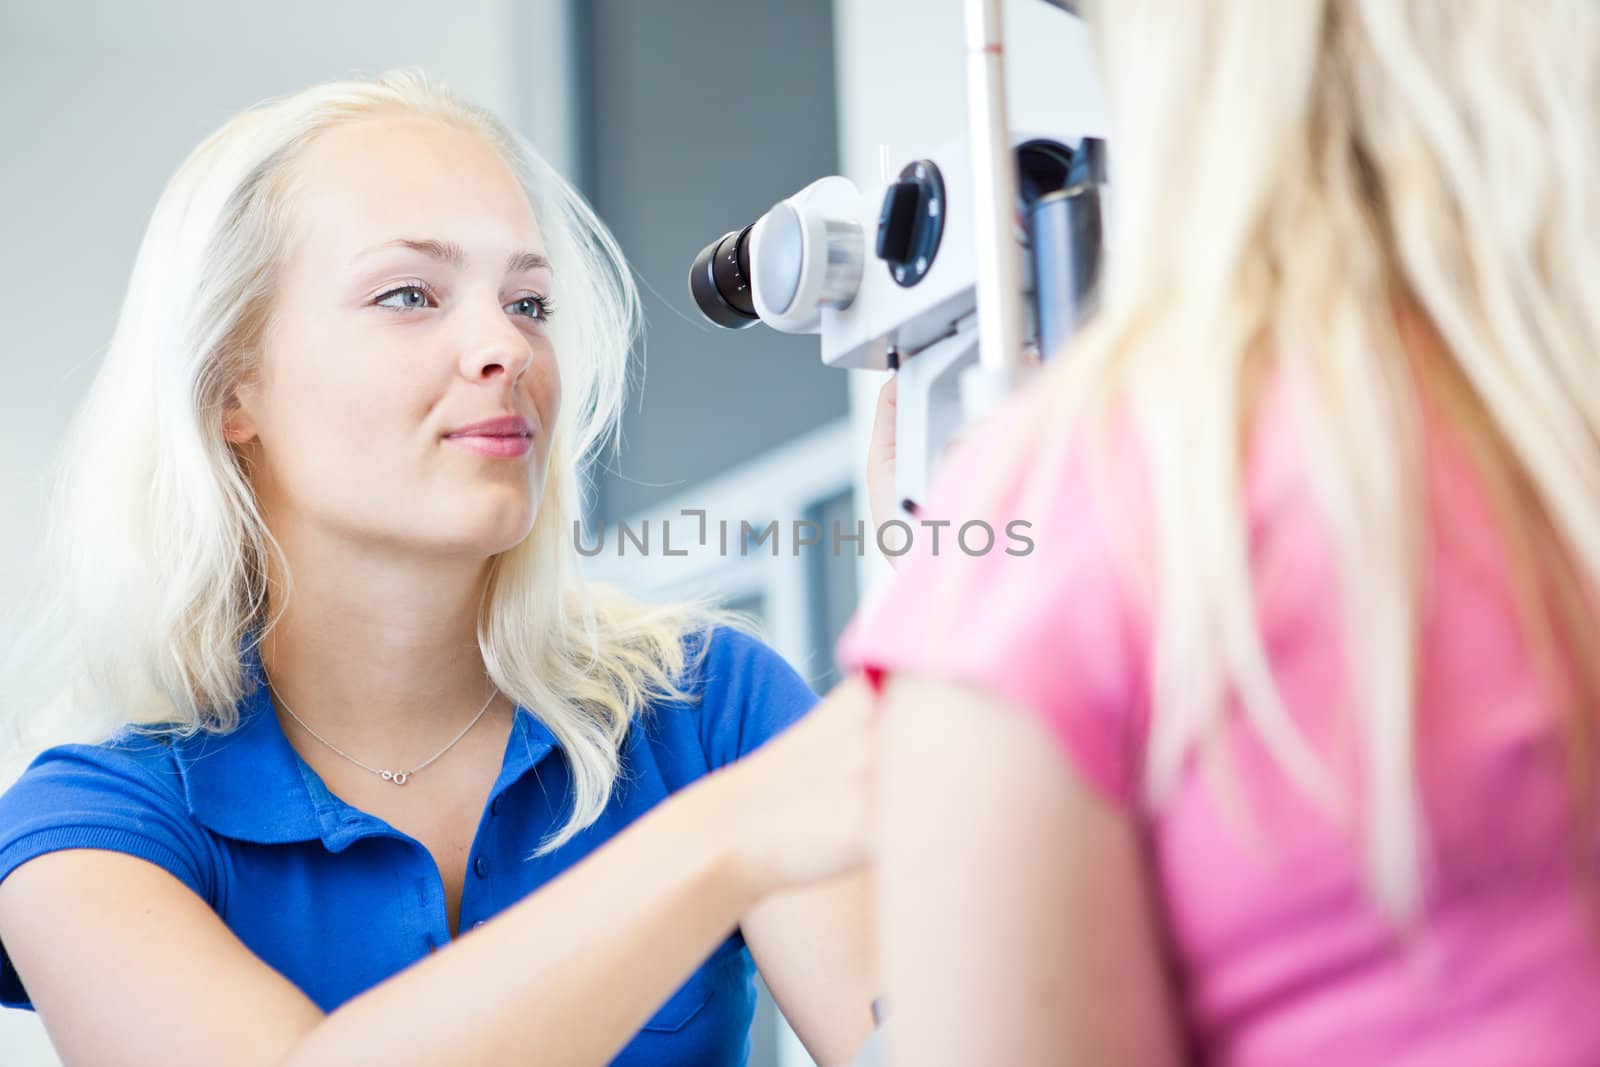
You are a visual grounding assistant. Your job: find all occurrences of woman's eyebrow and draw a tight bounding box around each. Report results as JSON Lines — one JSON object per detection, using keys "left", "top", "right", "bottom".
{"left": 355, "top": 237, "right": 553, "bottom": 275}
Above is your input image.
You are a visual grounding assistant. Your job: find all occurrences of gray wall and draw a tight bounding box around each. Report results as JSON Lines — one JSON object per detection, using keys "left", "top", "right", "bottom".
{"left": 576, "top": 0, "right": 850, "bottom": 527}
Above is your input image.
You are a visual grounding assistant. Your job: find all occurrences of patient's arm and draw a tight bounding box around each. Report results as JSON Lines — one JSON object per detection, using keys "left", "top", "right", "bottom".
{"left": 875, "top": 672, "right": 1184, "bottom": 1066}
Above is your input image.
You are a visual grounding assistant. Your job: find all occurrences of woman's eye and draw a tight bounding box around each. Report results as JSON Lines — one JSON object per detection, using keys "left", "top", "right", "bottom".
{"left": 506, "top": 295, "right": 554, "bottom": 322}
{"left": 375, "top": 285, "right": 434, "bottom": 310}
{"left": 373, "top": 285, "right": 554, "bottom": 323}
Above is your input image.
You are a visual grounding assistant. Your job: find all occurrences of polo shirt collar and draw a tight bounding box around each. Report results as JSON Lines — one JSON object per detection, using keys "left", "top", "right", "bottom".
{"left": 179, "top": 638, "right": 561, "bottom": 847}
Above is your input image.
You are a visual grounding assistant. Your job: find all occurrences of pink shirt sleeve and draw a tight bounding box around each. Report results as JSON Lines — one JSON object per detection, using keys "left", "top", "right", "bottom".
{"left": 835, "top": 394, "right": 1151, "bottom": 805}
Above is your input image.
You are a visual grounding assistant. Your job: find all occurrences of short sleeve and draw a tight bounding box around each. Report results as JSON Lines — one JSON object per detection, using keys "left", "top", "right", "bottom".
{"left": 0, "top": 735, "right": 216, "bottom": 1011}
{"left": 835, "top": 395, "right": 1151, "bottom": 806}
{"left": 692, "top": 626, "right": 821, "bottom": 770}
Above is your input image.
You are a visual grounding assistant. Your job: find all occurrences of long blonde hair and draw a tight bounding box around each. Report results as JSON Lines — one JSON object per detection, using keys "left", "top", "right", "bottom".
{"left": 932, "top": 0, "right": 1600, "bottom": 917}
{"left": 0, "top": 69, "right": 753, "bottom": 850}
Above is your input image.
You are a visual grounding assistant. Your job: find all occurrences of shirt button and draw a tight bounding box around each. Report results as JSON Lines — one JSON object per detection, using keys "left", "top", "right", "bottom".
{"left": 474, "top": 856, "right": 490, "bottom": 878}
{"left": 471, "top": 920, "right": 486, "bottom": 931}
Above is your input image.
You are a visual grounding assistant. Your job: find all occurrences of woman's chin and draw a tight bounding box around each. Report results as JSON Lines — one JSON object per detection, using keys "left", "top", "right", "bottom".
{"left": 433, "top": 498, "right": 537, "bottom": 556}
{"left": 472, "top": 515, "right": 538, "bottom": 556}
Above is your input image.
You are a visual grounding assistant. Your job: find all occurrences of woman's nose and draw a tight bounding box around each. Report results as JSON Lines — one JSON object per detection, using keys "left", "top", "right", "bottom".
{"left": 460, "top": 299, "right": 533, "bottom": 384}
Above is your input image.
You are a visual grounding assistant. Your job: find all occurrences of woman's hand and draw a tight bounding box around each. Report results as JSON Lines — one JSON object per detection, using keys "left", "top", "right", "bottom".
{"left": 866, "top": 374, "right": 899, "bottom": 565}
{"left": 716, "top": 675, "right": 877, "bottom": 899}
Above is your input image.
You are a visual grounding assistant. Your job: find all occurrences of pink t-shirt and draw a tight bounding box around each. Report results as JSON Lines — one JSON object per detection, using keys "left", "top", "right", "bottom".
{"left": 835, "top": 378, "right": 1600, "bottom": 1066}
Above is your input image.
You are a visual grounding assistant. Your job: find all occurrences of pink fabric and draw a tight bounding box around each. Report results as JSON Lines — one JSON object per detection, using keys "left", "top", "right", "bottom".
{"left": 836, "top": 377, "right": 1600, "bottom": 1066}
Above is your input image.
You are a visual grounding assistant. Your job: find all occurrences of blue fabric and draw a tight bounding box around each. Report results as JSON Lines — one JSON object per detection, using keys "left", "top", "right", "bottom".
{"left": 0, "top": 625, "right": 818, "bottom": 1066}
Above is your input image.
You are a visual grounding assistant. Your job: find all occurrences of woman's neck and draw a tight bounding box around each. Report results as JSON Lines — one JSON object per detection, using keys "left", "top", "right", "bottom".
{"left": 256, "top": 534, "right": 502, "bottom": 759}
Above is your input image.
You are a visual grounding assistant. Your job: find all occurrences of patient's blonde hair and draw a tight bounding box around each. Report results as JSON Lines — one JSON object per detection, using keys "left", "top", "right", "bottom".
{"left": 1, "top": 69, "right": 754, "bottom": 850}
{"left": 932, "top": 0, "right": 1600, "bottom": 917}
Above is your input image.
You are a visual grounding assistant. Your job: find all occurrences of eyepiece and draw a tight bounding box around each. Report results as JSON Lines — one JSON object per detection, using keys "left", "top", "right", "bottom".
{"left": 689, "top": 225, "right": 760, "bottom": 329}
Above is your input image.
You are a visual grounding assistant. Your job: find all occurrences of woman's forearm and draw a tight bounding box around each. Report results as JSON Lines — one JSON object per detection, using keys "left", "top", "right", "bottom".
{"left": 279, "top": 772, "right": 761, "bottom": 1067}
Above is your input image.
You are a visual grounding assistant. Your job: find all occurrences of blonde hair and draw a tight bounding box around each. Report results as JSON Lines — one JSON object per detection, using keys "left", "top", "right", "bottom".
{"left": 1, "top": 69, "right": 754, "bottom": 850}
{"left": 931, "top": 0, "right": 1600, "bottom": 918}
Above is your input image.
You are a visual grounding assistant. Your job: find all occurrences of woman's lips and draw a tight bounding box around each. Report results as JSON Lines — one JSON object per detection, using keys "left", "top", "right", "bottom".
{"left": 445, "top": 433, "right": 532, "bottom": 458}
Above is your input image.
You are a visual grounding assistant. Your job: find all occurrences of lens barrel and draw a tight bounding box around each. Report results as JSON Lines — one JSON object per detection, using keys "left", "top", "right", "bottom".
{"left": 689, "top": 225, "right": 760, "bottom": 329}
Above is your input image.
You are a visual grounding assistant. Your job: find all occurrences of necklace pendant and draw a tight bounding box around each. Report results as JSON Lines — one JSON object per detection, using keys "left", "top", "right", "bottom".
{"left": 381, "top": 770, "right": 411, "bottom": 786}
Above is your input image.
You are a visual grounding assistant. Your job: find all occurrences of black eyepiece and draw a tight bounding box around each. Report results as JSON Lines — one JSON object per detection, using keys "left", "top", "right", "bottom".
{"left": 689, "top": 225, "right": 760, "bottom": 329}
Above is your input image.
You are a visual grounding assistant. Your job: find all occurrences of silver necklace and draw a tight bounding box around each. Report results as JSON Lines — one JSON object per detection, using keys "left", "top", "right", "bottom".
{"left": 266, "top": 676, "right": 497, "bottom": 786}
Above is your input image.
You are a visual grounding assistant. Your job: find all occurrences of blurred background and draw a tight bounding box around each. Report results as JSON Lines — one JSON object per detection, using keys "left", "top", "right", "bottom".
{"left": 0, "top": 1, "right": 1095, "bottom": 1062}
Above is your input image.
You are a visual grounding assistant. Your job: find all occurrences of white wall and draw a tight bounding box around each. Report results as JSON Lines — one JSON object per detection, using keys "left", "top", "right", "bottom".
{"left": 0, "top": 3, "right": 569, "bottom": 1060}
{"left": 831, "top": 0, "right": 1107, "bottom": 601}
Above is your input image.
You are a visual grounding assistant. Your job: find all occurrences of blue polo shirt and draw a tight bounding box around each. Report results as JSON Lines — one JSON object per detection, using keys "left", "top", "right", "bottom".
{"left": 0, "top": 625, "right": 819, "bottom": 1065}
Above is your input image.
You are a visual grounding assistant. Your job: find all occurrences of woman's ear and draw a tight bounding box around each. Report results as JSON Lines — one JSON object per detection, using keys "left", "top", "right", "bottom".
{"left": 222, "top": 387, "right": 259, "bottom": 445}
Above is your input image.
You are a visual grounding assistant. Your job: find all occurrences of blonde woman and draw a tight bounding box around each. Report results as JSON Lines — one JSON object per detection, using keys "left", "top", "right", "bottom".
{"left": 0, "top": 71, "right": 877, "bottom": 1066}
{"left": 839, "top": 0, "right": 1600, "bottom": 1063}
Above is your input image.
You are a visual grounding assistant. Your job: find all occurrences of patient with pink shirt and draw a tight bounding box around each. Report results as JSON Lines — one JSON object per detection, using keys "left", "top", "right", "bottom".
{"left": 837, "top": 2, "right": 1600, "bottom": 1064}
